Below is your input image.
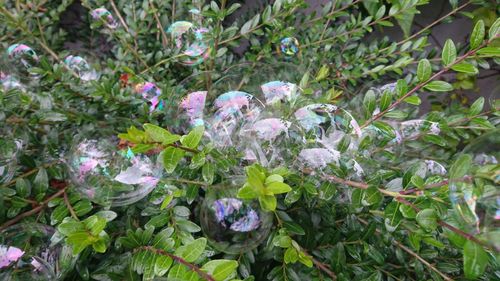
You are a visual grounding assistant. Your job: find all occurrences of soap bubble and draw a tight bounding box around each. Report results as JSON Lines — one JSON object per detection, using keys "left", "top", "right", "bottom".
{"left": 0, "top": 72, "right": 24, "bottom": 92}
{"left": 90, "top": 8, "right": 119, "bottom": 29}
{"left": 167, "top": 21, "right": 210, "bottom": 66}
{"left": 134, "top": 82, "right": 165, "bottom": 113}
{"left": 200, "top": 181, "right": 273, "bottom": 254}
{"left": 279, "top": 37, "right": 300, "bottom": 57}
{"left": 6, "top": 44, "right": 39, "bottom": 76}
{"left": 260, "top": 81, "right": 298, "bottom": 105}
{"left": 64, "top": 55, "right": 99, "bottom": 81}
{"left": 449, "top": 130, "right": 500, "bottom": 250}
{"left": 0, "top": 139, "right": 23, "bottom": 184}
{"left": 179, "top": 91, "right": 207, "bottom": 127}
{"left": 67, "top": 137, "right": 163, "bottom": 206}
{"left": 0, "top": 223, "right": 75, "bottom": 280}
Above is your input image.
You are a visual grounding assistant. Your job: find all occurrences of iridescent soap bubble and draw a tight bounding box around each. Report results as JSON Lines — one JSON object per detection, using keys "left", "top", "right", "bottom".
{"left": 260, "top": 81, "right": 298, "bottom": 105}
{"left": 180, "top": 91, "right": 207, "bottom": 127}
{"left": 64, "top": 55, "right": 99, "bottom": 81}
{"left": 134, "top": 82, "right": 165, "bottom": 113}
{"left": 449, "top": 130, "right": 500, "bottom": 250}
{"left": 279, "top": 37, "right": 300, "bottom": 57}
{"left": 0, "top": 223, "right": 75, "bottom": 280}
{"left": 67, "top": 138, "right": 163, "bottom": 206}
{"left": 90, "top": 7, "right": 119, "bottom": 29}
{"left": 167, "top": 21, "right": 210, "bottom": 66}
{"left": 200, "top": 182, "right": 273, "bottom": 254}
{"left": 0, "top": 72, "right": 24, "bottom": 92}
{"left": 6, "top": 44, "right": 39, "bottom": 74}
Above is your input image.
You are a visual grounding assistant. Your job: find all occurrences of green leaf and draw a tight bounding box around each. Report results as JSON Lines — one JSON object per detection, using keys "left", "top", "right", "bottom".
{"left": 363, "top": 90, "right": 376, "bottom": 114}
{"left": 73, "top": 200, "right": 93, "bottom": 217}
{"left": 442, "top": 39, "right": 457, "bottom": 66}
{"left": 404, "top": 95, "right": 421, "bottom": 105}
{"left": 92, "top": 239, "right": 107, "bottom": 253}
{"left": 284, "top": 247, "right": 299, "bottom": 264}
{"left": 362, "top": 186, "right": 382, "bottom": 206}
{"left": 246, "top": 164, "right": 265, "bottom": 191}
{"left": 469, "top": 97, "right": 484, "bottom": 116}
{"left": 424, "top": 81, "right": 453, "bottom": 92}
{"left": 83, "top": 215, "right": 107, "bottom": 236}
{"left": 488, "top": 17, "right": 500, "bottom": 39}
{"left": 417, "top": 59, "right": 431, "bottom": 82}
{"left": 174, "top": 238, "right": 207, "bottom": 263}
{"left": 202, "top": 163, "right": 215, "bottom": 184}
{"left": 375, "top": 5, "right": 386, "bottom": 20}
{"left": 282, "top": 220, "right": 305, "bottom": 235}
{"left": 154, "top": 255, "right": 173, "bottom": 276}
{"left": 202, "top": 260, "right": 238, "bottom": 281}
{"left": 180, "top": 126, "right": 204, "bottom": 149}
{"left": 259, "top": 194, "right": 277, "bottom": 211}
{"left": 161, "top": 147, "right": 185, "bottom": 173}
{"left": 396, "top": 79, "right": 408, "bottom": 97}
{"left": 379, "top": 90, "right": 392, "bottom": 111}
{"left": 373, "top": 121, "right": 396, "bottom": 139}
{"left": 33, "top": 168, "right": 49, "bottom": 194}
{"left": 463, "top": 240, "right": 488, "bottom": 279}
{"left": 416, "top": 209, "right": 438, "bottom": 232}
{"left": 449, "top": 154, "right": 472, "bottom": 179}
{"left": 265, "top": 174, "right": 284, "bottom": 185}
{"left": 266, "top": 182, "right": 291, "bottom": 194}
{"left": 384, "top": 201, "right": 402, "bottom": 232}
{"left": 451, "top": 62, "right": 478, "bottom": 74}
{"left": 476, "top": 47, "right": 500, "bottom": 57}
{"left": 237, "top": 183, "right": 259, "bottom": 199}
{"left": 176, "top": 219, "right": 201, "bottom": 233}
{"left": 470, "top": 20, "right": 485, "bottom": 50}
{"left": 315, "top": 65, "right": 329, "bottom": 81}
{"left": 58, "top": 221, "right": 85, "bottom": 235}
{"left": 330, "top": 242, "right": 346, "bottom": 272}
{"left": 160, "top": 194, "right": 173, "bottom": 210}
{"left": 143, "top": 124, "right": 180, "bottom": 145}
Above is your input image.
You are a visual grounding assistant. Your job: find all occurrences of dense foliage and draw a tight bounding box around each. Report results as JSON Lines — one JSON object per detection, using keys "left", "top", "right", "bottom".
{"left": 0, "top": 0, "right": 499, "bottom": 280}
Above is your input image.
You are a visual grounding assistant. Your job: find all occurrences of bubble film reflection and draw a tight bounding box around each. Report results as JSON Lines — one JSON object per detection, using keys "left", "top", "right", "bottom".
{"left": 64, "top": 55, "right": 99, "bottom": 81}
{"left": 180, "top": 91, "right": 207, "bottom": 127}
{"left": 449, "top": 130, "right": 500, "bottom": 250}
{"left": 90, "top": 8, "right": 119, "bottom": 29}
{"left": 200, "top": 183, "right": 273, "bottom": 254}
{"left": 67, "top": 138, "right": 162, "bottom": 206}
{"left": 6, "top": 44, "right": 39, "bottom": 72}
{"left": 0, "top": 72, "right": 23, "bottom": 91}
{"left": 167, "top": 21, "right": 210, "bottom": 66}
{"left": 260, "top": 81, "right": 297, "bottom": 104}
{"left": 279, "top": 37, "right": 300, "bottom": 57}
{"left": 134, "top": 82, "right": 164, "bottom": 113}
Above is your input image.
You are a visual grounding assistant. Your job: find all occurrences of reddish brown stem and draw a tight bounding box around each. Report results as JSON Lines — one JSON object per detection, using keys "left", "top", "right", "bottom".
{"left": 361, "top": 37, "right": 497, "bottom": 129}
{"left": 136, "top": 246, "right": 215, "bottom": 281}
{"left": 0, "top": 186, "right": 68, "bottom": 231}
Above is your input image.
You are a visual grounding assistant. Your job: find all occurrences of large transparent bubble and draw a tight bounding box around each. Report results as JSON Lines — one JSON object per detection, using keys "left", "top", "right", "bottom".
{"left": 167, "top": 21, "right": 210, "bottom": 66}
{"left": 279, "top": 37, "right": 300, "bottom": 57}
{"left": 0, "top": 224, "right": 75, "bottom": 280}
{"left": 0, "top": 72, "right": 24, "bottom": 92}
{"left": 200, "top": 180, "right": 273, "bottom": 254}
{"left": 134, "top": 82, "right": 165, "bottom": 113}
{"left": 67, "top": 137, "right": 163, "bottom": 206}
{"left": 449, "top": 130, "right": 499, "bottom": 251}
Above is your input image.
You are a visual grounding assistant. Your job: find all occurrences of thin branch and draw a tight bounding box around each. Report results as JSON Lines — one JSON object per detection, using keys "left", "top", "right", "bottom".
{"left": 358, "top": 218, "right": 453, "bottom": 281}
{"left": 136, "top": 246, "right": 215, "bottom": 281}
{"left": 110, "top": 0, "right": 130, "bottom": 34}
{"left": 0, "top": 186, "right": 68, "bottom": 231}
{"left": 312, "top": 258, "right": 337, "bottom": 280}
{"left": 361, "top": 36, "right": 498, "bottom": 129}
{"left": 63, "top": 191, "right": 79, "bottom": 220}
{"left": 149, "top": 0, "right": 168, "bottom": 47}
{"left": 323, "top": 174, "right": 491, "bottom": 250}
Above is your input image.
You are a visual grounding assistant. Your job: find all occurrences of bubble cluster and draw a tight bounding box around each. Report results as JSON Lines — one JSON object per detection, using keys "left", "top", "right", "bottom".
{"left": 64, "top": 55, "right": 99, "bottom": 81}
{"left": 167, "top": 21, "right": 210, "bottom": 66}
{"left": 67, "top": 138, "right": 163, "bottom": 206}
{"left": 90, "top": 8, "right": 119, "bottom": 29}
{"left": 134, "top": 82, "right": 164, "bottom": 113}
{"left": 6, "top": 44, "right": 39, "bottom": 74}
{"left": 0, "top": 224, "right": 75, "bottom": 280}
{"left": 200, "top": 182, "right": 273, "bottom": 254}
{"left": 279, "top": 37, "right": 300, "bottom": 57}
{"left": 449, "top": 130, "right": 500, "bottom": 250}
